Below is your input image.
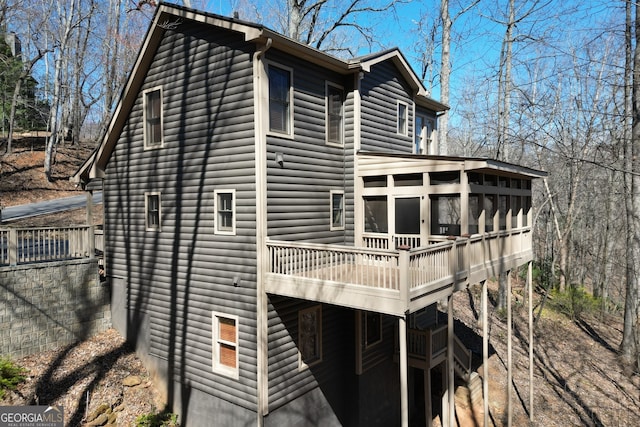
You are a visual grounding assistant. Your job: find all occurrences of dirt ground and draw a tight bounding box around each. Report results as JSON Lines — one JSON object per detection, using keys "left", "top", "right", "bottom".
{"left": 1, "top": 329, "right": 165, "bottom": 426}
{"left": 0, "top": 137, "right": 94, "bottom": 208}
{"left": 2, "top": 138, "right": 640, "bottom": 426}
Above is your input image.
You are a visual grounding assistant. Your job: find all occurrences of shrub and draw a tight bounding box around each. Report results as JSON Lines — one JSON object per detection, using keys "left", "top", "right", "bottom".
{"left": 135, "top": 411, "right": 179, "bottom": 427}
{"left": 549, "top": 286, "right": 600, "bottom": 320}
{"left": 0, "top": 357, "right": 27, "bottom": 399}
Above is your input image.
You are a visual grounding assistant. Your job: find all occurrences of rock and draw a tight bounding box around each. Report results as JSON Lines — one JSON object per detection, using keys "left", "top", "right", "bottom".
{"left": 122, "top": 375, "right": 142, "bottom": 387}
{"left": 85, "top": 413, "right": 109, "bottom": 426}
{"left": 113, "top": 403, "right": 125, "bottom": 413}
{"left": 86, "top": 403, "right": 111, "bottom": 423}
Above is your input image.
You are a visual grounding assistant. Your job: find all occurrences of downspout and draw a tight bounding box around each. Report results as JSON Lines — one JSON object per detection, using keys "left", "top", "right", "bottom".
{"left": 254, "top": 37, "right": 272, "bottom": 427}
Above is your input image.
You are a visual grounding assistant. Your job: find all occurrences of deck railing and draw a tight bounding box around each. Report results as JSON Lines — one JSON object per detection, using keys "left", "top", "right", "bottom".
{"left": 405, "top": 325, "right": 472, "bottom": 378}
{"left": 0, "top": 226, "right": 95, "bottom": 266}
{"left": 266, "top": 227, "right": 533, "bottom": 315}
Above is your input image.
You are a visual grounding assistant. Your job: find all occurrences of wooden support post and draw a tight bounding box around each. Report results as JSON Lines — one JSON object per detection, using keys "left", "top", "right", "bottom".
{"left": 441, "top": 363, "right": 448, "bottom": 427}
{"left": 426, "top": 328, "right": 432, "bottom": 427}
{"left": 528, "top": 261, "right": 534, "bottom": 421}
{"left": 399, "top": 316, "right": 409, "bottom": 427}
{"left": 425, "top": 366, "right": 432, "bottom": 427}
{"left": 482, "top": 280, "right": 489, "bottom": 427}
{"left": 8, "top": 228, "right": 17, "bottom": 265}
{"left": 447, "top": 294, "right": 455, "bottom": 426}
{"left": 507, "top": 270, "right": 513, "bottom": 427}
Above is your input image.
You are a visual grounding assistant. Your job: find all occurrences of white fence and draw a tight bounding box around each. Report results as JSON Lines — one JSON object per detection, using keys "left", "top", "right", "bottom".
{"left": 0, "top": 226, "right": 95, "bottom": 265}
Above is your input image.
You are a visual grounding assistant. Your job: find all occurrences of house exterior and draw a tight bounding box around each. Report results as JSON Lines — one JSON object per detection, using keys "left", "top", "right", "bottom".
{"left": 74, "top": 3, "right": 545, "bottom": 426}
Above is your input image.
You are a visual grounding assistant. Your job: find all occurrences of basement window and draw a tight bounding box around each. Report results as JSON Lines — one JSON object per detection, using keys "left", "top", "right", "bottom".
{"left": 212, "top": 312, "right": 239, "bottom": 379}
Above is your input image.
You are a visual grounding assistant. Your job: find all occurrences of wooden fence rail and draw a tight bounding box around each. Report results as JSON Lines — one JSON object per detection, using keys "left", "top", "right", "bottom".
{"left": 0, "top": 226, "right": 95, "bottom": 266}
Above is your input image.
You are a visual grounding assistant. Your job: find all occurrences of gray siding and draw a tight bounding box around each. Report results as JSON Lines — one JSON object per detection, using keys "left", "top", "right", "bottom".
{"left": 266, "top": 49, "right": 354, "bottom": 245}
{"left": 360, "top": 60, "right": 414, "bottom": 153}
{"left": 103, "top": 21, "right": 259, "bottom": 415}
{"left": 267, "top": 297, "right": 357, "bottom": 425}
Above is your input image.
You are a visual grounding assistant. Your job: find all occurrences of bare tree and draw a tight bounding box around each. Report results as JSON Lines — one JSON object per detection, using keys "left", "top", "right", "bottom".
{"left": 621, "top": 0, "right": 640, "bottom": 370}
{"left": 438, "top": 0, "right": 479, "bottom": 155}
{"left": 248, "top": 0, "right": 407, "bottom": 54}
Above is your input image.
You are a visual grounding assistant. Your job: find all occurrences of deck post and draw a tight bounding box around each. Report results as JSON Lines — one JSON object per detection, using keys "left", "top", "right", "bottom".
{"left": 399, "top": 315, "right": 409, "bottom": 427}
{"left": 426, "top": 329, "right": 432, "bottom": 427}
{"left": 482, "top": 280, "right": 489, "bottom": 427}
{"left": 447, "top": 294, "right": 455, "bottom": 426}
{"left": 398, "top": 246, "right": 410, "bottom": 308}
{"left": 8, "top": 228, "right": 17, "bottom": 266}
{"left": 528, "top": 261, "right": 534, "bottom": 421}
{"left": 507, "top": 270, "right": 513, "bottom": 427}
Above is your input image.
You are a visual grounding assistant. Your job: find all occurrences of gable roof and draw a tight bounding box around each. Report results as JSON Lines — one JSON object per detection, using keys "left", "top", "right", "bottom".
{"left": 72, "top": 1, "right": 448, "bottom": 185}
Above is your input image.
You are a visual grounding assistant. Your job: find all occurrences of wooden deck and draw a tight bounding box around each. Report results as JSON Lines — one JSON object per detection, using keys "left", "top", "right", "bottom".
{"left": 265, "top": 228, "right": 533, "bottom": 316}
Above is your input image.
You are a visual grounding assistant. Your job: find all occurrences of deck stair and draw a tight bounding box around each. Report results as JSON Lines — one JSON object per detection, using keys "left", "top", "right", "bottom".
{"left": 405, "top": 326, "right": 473, "bottom": 382}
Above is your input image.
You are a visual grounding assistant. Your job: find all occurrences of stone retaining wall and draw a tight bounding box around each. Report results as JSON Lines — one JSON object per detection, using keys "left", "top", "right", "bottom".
{"left": 0, "top": 258, "right": 111, "bottom": 358}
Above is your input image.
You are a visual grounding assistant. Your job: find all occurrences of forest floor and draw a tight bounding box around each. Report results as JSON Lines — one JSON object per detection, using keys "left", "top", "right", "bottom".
{"left": 1, "top": 138, "right": 640, "bottom": 426}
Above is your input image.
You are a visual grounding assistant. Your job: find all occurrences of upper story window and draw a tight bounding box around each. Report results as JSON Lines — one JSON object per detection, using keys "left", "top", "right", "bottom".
{"left": 145, "top": 192, "right": 161, "bottom": 231}
{"left": 215, "top": 190, "right": 236, "bottom": 235}
{"left": 268, "top": 64, "right": 293, "bottom": 135}
{"left": 397, "top": 101, "right": 408, "bottom": 136}
{"left": 212, "top": 312, "right": 239, "bottom": 379}
{"left": 143, "top": 87, "right": 163, "bottom": 149}
{"left": 326, "top": 83, "right": 344, "bottom": 145}
{"left": 330, "top": 190, "right": 345, "bottom": 230}
{"left": 415, "top": 114, "right": 434, "bottom": 154}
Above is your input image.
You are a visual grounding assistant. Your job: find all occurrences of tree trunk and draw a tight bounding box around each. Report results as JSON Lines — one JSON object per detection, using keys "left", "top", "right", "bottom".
{"left": 439, "top": 0, "right": 451, "bottom": 155}
{"left": 621, "top": 0, "right": 640, "bottom": 368}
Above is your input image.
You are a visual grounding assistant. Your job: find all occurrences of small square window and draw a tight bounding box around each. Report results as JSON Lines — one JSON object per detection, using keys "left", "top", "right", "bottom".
{"left": 397, "top": 101, "right": 408, "bottom": 136}
{"left": 299, "top": 305, "right": 322, "bottom": 370}
{"left": 269, "top": 65, "right": 292, "bottom": 135}
{"left": 145, "top": 192, "right": 161, "bottom": 231}
{"left": 215, "top": 190, "right": 236, "bottom": 235}
{"left": 330, "top": 190, "right": 344, "bottom": 230}
{"left": 212, "top": 312, "right": 239, "bottom": 378}
{"left": 143, "top": 87, "right": 163, "bottom": 148}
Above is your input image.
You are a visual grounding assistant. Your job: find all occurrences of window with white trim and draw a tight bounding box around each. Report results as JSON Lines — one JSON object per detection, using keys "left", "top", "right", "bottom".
{"left": 145, "top": 192, "right": 161, "bottom": 231}
{"left": 212, "top": 312, "right": 239, "bottom": 378}
{"left": 364, "top": 312, "right": 382, "bottom": 348}
{"left": 330, "top": 190, "right": 345, "bottom": 230}
{"left": 143, "top": 87, "right": 163, "bottom": 148}
{"left": 268, "top": 64, "right": 293, "bottom": 135}
{"left": 326, "top": 83, "right": 344, "bottom": 145}
{"left": 214, "top": 190, "right": 236, "bottom": 235}
{"left": 298, "top": 305, "right": 322, "bottom": 370}
{"left": 397, "top": 101, "right": 408, "bottom": 136}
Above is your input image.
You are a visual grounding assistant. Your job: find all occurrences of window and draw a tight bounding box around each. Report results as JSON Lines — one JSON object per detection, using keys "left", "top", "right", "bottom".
{"left": 143, "top": 87, "right": 163, "bottom": 148}
{"left": 145, "top": 192, "right": 161, "bottom": 231}
{"left": 268, "top": 64, "right": 292, "bottom": 135}
{"left": 299, "top": 305, "right": 322, "bottom": 369}
{"left": 364, "top": 312, "right": 382, "bottom": 348}
{"left": 330, "top": 190, "right": 345, "bottom": 230}
{"left": 415, "top": 114, "right": 433, "bottom": 154}
{"left": 212, "top": 312, "right": 239, "bottom": 378}
{"left": 215, "top": 190, "right": 236, "bottom": 235}
{"left": 484, "top": 194, "right": 496, "bottom": 232}
{"left": 364, "top": 196, "right": 388, "bottom": 233}
{"left": 326, "top": 83, "right": 344, "bottom": 145}
{"left": 397, "top": 101, "right": 408, "bottom": 136}
{"left": 430, "top": 195, "right": 461, "bottom": 236}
